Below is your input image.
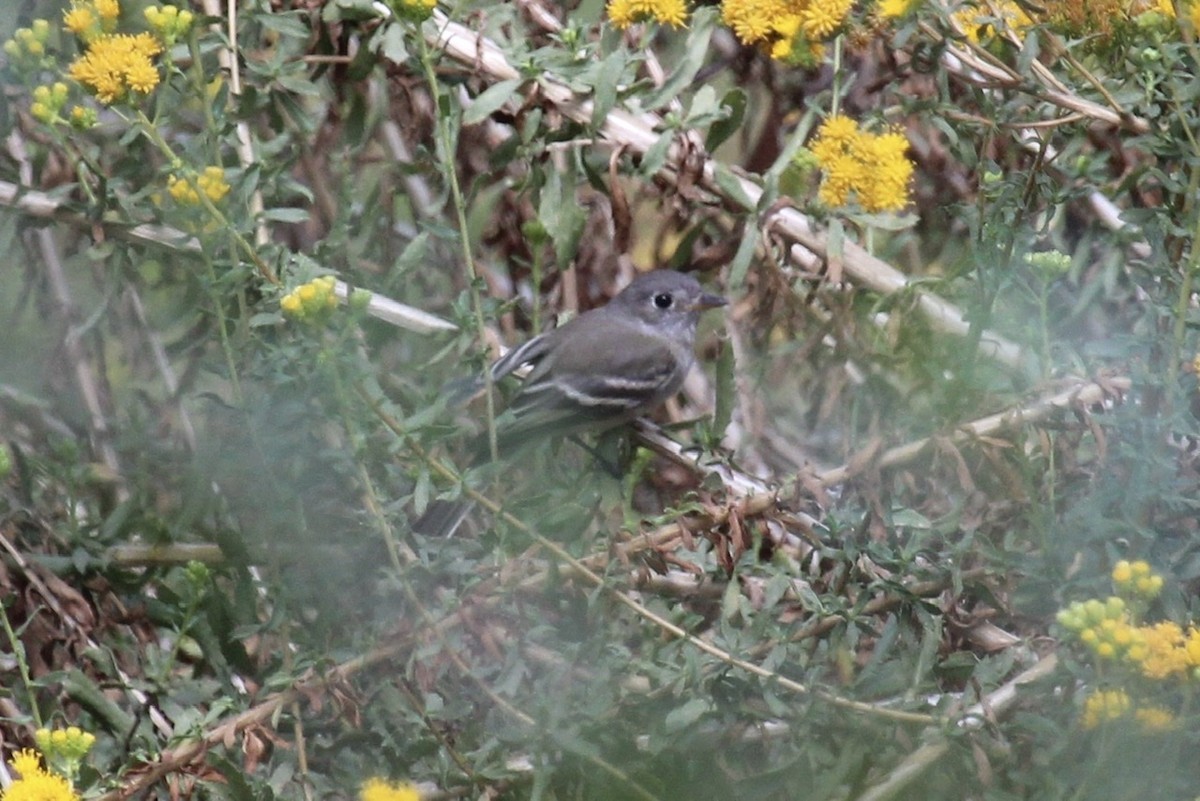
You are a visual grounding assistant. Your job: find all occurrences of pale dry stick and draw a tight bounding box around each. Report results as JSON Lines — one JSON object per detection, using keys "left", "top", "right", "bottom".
{"left": 815, "top": 375, "right": 1132, "bottom": 486}
{"left": 423, "top": 11, "right": 1026, "bottom": 370}
{"left": 0, "top": 180, "right": 458, "bottom": 336}
{"left": 604, "top": 375, "right": 1130, "bottom": 571}
{"left": 126, "top": 287, "right": 198, "bottom": 451}
{"left": 852, "top": 652, "right": 1060, "bottom": 801}
{"left": 924, "top": 18, "right": 1148, "bottom": 133}
{"left": 931, "top": 29, "right": 1153, "bottom": 259}
{"left": 4, "top": 134, "right": 125, "bottom": 491}
{"left": 107, "top": 543, "right": 225, "bottom": 565}
{"left": 200, "top": 0, "right": 269, "bottom": 248}
{"left": 32, "top": 226, "right": 126, "bottom": 496}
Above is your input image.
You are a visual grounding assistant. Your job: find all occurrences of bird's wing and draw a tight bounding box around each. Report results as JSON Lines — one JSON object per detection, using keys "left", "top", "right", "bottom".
{"left": 490, "top": 332, "right": 552, "bottom": 381}
{"left": 508, "top": 321, "right": 683, "bottom": 425}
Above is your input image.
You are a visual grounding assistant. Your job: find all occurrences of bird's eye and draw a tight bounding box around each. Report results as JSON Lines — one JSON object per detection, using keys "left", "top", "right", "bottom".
{"left": 653, "top": 293, "right": 674, "bottom": 309}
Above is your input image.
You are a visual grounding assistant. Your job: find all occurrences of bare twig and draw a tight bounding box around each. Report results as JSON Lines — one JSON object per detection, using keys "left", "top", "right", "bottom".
{"left": 852, "top": 652, "right": 1059, "bottom": 801}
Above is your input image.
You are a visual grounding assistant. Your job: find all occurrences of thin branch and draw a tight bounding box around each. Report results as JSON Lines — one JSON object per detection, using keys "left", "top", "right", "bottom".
{"left": 815, "top": 375, "right": 1131, "bottom": 486}
{"left": 852, "top": 652, "right": 1060, "bottom": 801}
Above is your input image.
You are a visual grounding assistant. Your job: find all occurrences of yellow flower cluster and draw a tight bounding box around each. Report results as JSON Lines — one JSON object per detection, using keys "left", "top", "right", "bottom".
{"left": 808, "top": 114, "right": 913, "bottom": 212}
{"left": 1057, "top": 595, "right": 1148, "bottom": 662}
{"left": 721, "top": 0, "right": 854, "bottom": 63}
{"left": 1138, "top": 621, "right": 1200, "bottom": 679}
{"left": 3, "top": 20, "right": 53, "bottom": 68}
{"left": 4, "top": 748, "right": 80, "bottom": 801}
{"left": 952, "top": 0, "right": 1033, "bottom": 43}
{"left": 1058, "top": 563, "right": 1200, "bottom": 681}
{"left": 608, "top": 0, "right": 690, "bottom": 28}
{"left": 281, "top": 276, "right": 339, "bottom": 322}
{"left": 144, "top": 4, "right": 195, "bottom": 47}
{"left": 1080, "top": 688, "right": 1131, "bottom": 728}
{"left": 62, "top": 0, "right": 120, "bottom": 44}
{"left": 32, "top": 726, "right": 96, "bottom": 786}
{"left": 68, "top": 31, "right": 163, "bottom": 104}
{"left": 360, "top": 778, "right": 421, "bottom": 801}
{"left": 1112, "top": 558, "right": 1164, "bottom": 599}
{"left": 167, "top": 167, "right": 231, "bottom": 206}
{"left": 34, "top": 727, "right": 96, "bottom": 764}
{"left": 31, "top": 83, "right": 71, "bottom": 125}
{"left": 1080, "top": 689, "right": 1175, "bottom": 732}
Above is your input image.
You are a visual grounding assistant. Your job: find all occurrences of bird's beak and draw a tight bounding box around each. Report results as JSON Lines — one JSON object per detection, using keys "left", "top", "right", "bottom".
{"left": 691, "top": 292, "right": 728, "bottom": 311}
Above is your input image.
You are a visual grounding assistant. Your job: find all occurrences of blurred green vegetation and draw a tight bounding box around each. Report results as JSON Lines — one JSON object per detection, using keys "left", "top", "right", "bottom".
{"left": 2, "top": 1, "right": 1200, "bottom": 800}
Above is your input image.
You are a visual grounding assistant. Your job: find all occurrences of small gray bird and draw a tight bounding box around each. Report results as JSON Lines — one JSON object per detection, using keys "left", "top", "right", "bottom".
{"left": 415, "top": 269, "right": 726, "bottom": 536}
{"left": 479, "top": 269, "right": 728, "bottom": 457}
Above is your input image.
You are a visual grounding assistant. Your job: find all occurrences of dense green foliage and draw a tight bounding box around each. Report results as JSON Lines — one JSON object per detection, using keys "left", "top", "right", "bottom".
{"left": 2, "top": 0, "right": 1200, "bottom": 799}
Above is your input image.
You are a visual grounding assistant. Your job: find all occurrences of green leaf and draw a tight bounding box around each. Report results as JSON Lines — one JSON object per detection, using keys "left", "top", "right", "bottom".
{"left": 254, "top": 11, "right": 310, "bottom": 38}
{"left": 711, "top": 163, "right": 756, "bottom": 211}
{"left": 377, "top": 22, "right": 409, "bottom": 63}
{"left": 640, "top": 128, "right": 674, "bottom": 177}
{"left": 712, "top": 337, "right": 735, "bottom": 440}
{"left": 261, "top": 207, "right": 311, "bottom": 223}
{"left": 538, "top": 168, "right": 586, "bottom": 269}
{"left": 463, "top": 79, "right": 523, "bottom": 126}
{"left": 664, "top": 697, "right": 709, "bottom": 732}
{"left": 640, "top": 7, "right": 716, "bottom": 110}
{"left": 589, "top": 49, "right": 627, "bottom": 128}
{"left": 727, "top": 218, "right": 759, "bottom": 289}
{"left": 706, "top": 88, "right": 747, "bottom": 152}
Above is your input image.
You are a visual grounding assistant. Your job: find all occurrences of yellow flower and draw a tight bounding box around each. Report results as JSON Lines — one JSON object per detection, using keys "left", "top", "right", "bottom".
{"left": 392, "top": 0, "right": 437, "bottom": 22}
{"left": 1112, "top": 559, "right": 1133, "bottom": 583}
{"left": 1191, "top": 2, "right": 1200, "bottom": 32}
{"left": 145, "top": 4, "right": 195, "bottom": 43}
{"left": 63, "top": 0, "right": 120, "bottom": 42}
{"left": 953, "top": 0, "right": 1033, "bottom": 43}
{"left": 767, "top": 12, "right": 803, "bottom": 58}
{"left": 360, "top": 778, "right": 421, "bottom": 801}
{"left": 70, "top": 105, "right": 98, "bottom": 129}
{"left": 1136, "top": 621, "right": 1190, "bottom": 679}
{"left": 1113, "top": 559, "right": 1161, "bottom": 599}
{"left": 280, "top": 294, "right": 302, "bottom": 315}
{"left": 4, "top": 750, "right": 80, "bottom": 801}
{"left": 857, "top": 129, "right": 913, "bottom": 212}
{"left": 2, "top": 770, "right": 80, "bottom": 801}
{"left": 198, "top": 166, "right": 231, "bottom": 202}
{"left": 814, "top": 153, "right": 860, "bottom": 206}
{"left": 63, "top": 7, "right": 98, "bottom": 37}
{"left": 167, "top": 167, "right": 228, "bottom": 206}
{"left": 609, "top": 0, "right": 689, "bottom": 27}
{"left": 800, "top": 0, "right": 853, "bottom": 38}
{"left": 95, "top": 0, "right": 120, "bottom": 23}
{"left": 68, "top": 32, "right": 163, "bottom": 103}
{"left": 281, "top": 276, "right": 339, "bottom": 322}
{"left": 1081, "top": 689, "right": 1131, "bottom": 728}
{"left": 814, "top": 113, "right": 860, "bottom": 150}
{"left": 1135, "top": 706, "right": 1176, "bottom": 731}
{"left": 10, "top": 749, "right": 43, "bottom": 778}
{"left": 878, "top": 0, "right": 920, "bottom": 19}
{"left": 809, "top": 115, "right": 913, "bottom": 211}
{"left": 721, "top": 0, "right": 791, "bottom": 44}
